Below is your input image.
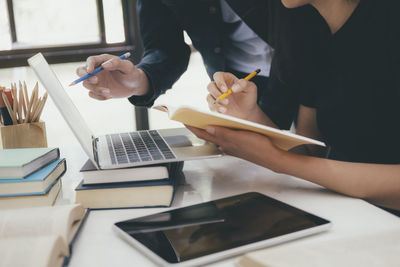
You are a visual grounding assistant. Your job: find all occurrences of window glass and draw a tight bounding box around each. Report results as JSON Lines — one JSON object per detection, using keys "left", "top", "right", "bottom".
{"left": 103, "top": 0, "right": 125, "bottom": 44}
{"left": 13, "top": 0, "right": 100, "bottom": 48}
{"left": 0, "top": 0, "right": 12, "bottom": 50}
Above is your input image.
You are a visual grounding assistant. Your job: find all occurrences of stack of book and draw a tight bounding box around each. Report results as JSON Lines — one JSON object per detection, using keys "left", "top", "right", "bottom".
{"left": 0, "top": 148, "right": 66, "bottom": 208}
{"left": 75, "top": 160, "right": 184, "bottom": 209}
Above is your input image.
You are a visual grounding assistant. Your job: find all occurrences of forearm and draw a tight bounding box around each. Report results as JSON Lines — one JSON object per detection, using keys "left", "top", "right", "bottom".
{"left": 274, "top": 151, "right": 400, "bottom": 209}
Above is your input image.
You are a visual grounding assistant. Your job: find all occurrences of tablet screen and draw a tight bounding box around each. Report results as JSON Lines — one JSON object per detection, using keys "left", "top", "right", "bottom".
{"left": 115, "top": 192, "right": 330, "bottom": 263}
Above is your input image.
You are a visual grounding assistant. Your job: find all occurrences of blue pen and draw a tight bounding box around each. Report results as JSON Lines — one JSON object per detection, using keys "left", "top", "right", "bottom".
{"left": 69, "top": 52, "right": 131, "bottom": 86}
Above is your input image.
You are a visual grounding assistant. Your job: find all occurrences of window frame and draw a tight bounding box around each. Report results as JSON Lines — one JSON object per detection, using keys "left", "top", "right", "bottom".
{"left": 0, "top": 0, "right": 143, "bottom": 68}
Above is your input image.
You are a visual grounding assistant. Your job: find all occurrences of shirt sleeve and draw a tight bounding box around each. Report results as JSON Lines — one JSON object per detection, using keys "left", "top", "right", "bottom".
{"left": 128, "top": 0, "right": 191, "bottom": 107}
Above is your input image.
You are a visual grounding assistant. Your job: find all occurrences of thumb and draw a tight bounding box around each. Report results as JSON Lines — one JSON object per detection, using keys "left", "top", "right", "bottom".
{"left": 101, "top": 58, "right": 135, "bottom": 74}
{"left": 231, "top": 79, "right": 256, "bottom": 93}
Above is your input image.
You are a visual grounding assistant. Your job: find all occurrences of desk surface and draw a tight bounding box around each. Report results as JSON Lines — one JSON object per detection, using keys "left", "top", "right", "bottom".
{"left": 57, "top": 145, "right": 400, "bottom": 267}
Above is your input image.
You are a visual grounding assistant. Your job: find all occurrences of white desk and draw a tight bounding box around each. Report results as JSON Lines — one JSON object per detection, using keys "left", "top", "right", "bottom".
{"left": 57, "top": 145, "right": 400, "bottom": 267}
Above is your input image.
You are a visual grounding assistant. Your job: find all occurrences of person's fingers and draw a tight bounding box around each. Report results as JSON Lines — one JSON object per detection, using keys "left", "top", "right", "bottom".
{"left": 211, "top": 126, "right": 236, "bottom": 140}
{"left": 207, "top": 81, "right": 223, "bottom": 99}
{"left": 213, "top": 72, "right": 229, "bottom": 93}
{"left": 82, "top": 80, "right": 98, "bottom": 91}
{"left": 186, "top": 125, "right": 235, "bottom": 148}
{"left": 219, "top": 98, "right": 229, "bottom": 105}
{"left": 207, "top": 94, "right": 228, "bottom": 113}
{"left": 206, "top": 83, "right": 230, "bottom": 105}
{"left": 82, "top": 81, "right": 110, "bottom": 94}
{"left": 231, "top": 79, "right": 257, "bottom": 93}
{"left": 101, "top": 58, "right": 135, "bottom": 74}
{"left": 76, "top": 66, "right": 88, "bottom": 77}
{"left": 99, "top": 88, "right": 111, "bottom": 97}
{"left": 186, "top": 125, "right": 244, "bottom": 155}
{"left": 86, "top": 76, "right": 98, "bottom": 84}
{"left": 185, "top": 125, "right": 218, "bottom": 144}
{"left": 206, "top": 126, "right": 240, "bottom": 152}
{"left": 82, "top": 81, "right": 111, "bottom": 96}
{"left": 86, "top": 54, "right": 115, "bottom": 73}
{"left": 207, "top": 82, "right": 230, "bottom": 102}
{"left": 217, "top": 106, "right": 227, "bottom": 113}
{"left": 88, "top": 91, "right": 110, "bottom": 101}
{"left": 207, "top": 94, "right": 217, "bottom": 111}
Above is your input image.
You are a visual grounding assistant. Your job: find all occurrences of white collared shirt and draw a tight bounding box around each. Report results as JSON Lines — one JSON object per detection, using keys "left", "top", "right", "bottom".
{"left": 220, "top": 0, "right": 273, "bottom": 77}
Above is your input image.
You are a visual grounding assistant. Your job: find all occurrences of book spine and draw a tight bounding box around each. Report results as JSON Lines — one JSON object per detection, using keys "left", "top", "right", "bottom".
{"left": 168, "top": 161, "right": 185, "bottom": 206}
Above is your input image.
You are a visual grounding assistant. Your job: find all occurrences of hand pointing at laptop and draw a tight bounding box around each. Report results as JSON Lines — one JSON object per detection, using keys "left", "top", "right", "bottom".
{"left": 75, "top": 53, "right": 150, "bottom": 101}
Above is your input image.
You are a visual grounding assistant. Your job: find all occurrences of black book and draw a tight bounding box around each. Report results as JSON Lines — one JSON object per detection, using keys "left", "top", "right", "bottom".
{"left": 75, "top": 162, "right": 184, "bottom": 209}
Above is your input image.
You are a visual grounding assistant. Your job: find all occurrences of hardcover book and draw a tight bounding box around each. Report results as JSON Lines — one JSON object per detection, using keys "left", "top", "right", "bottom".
{"left": 0, "top": 179, "right": 62, "bottom": 209}
{"left": 80, "top": 159, "right": 170, "bottom": 185}
{"left": 0, "top": 147, "right": 60, "bottom": 179}
{"left": 0, "top": 158, "right": 66, "bottom": 195}
{"left": 75, "top": 161, "right": 184, "bottom": 209}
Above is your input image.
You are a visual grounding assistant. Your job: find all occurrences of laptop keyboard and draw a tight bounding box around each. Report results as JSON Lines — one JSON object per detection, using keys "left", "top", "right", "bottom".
{"left": 105, "top": 130, "right": 176, "bottom": 165}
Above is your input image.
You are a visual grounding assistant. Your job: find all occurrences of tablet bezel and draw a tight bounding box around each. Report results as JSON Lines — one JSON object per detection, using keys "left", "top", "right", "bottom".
{"left": 113, "top": 192, "right": 332, "bottom": 267}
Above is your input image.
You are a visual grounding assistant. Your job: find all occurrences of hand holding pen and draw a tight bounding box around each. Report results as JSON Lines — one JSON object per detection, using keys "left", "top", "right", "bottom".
{"left": 74, "top": 52, "right": 151, "bottom": 101}
{"left": 207, "top": 70, "right": 260, "bottom": 120}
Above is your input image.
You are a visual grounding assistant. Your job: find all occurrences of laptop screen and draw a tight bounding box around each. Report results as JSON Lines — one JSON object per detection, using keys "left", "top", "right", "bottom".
{"left": 28, "top": 53, "right": 96, "bottom": 166}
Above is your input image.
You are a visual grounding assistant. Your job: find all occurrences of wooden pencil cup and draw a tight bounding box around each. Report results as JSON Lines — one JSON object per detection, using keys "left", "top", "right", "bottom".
{"left": 1, "top": 121, "right": 47, "bottom": 149}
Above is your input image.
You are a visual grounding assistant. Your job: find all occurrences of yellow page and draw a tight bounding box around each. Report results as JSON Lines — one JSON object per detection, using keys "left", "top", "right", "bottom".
{"left": 154, "top": 105, "right": 325, "bottom": 150}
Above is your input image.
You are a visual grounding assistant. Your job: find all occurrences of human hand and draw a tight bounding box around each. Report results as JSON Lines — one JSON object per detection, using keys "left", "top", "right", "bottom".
{"left": 207, "top": 72, "right": 258, "bottom": 120}
{"left": 76, "top": 54, "right": 150, "bottom": 100}
{"left": 186, "top": 125, "right": 285, "bottom": 173}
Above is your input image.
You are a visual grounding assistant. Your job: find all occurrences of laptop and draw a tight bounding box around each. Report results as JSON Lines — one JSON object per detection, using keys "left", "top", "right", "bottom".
{"left": 28, "top": 53, "right": 222, "bottom": 169}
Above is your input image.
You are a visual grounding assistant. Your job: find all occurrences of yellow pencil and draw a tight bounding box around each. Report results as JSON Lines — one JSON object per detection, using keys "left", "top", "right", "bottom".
{"left": 214, "top": 69, "right": 261, "bottom": 104}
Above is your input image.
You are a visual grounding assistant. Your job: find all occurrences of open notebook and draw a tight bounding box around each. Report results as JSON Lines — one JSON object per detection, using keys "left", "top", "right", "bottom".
{"left": 154, "top": 105, "right": 325, "bottom": 151}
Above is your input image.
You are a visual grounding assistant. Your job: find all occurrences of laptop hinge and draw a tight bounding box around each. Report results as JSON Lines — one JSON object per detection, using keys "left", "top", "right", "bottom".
{"left": 92, "top": 136, "right": 100, "bottom": 168}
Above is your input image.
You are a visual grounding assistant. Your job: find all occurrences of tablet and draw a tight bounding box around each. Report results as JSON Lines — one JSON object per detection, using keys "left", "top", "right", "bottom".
{"left": 113, "top": 192, "right": 331, "bottom": 266}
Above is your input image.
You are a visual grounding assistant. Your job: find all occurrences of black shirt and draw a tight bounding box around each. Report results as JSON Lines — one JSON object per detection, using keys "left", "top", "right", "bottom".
{"left": 130, "top": 0, "right": 271, "bottom": 107}
{"left": 263, "top": 0, "right": 400, "bottom": 164}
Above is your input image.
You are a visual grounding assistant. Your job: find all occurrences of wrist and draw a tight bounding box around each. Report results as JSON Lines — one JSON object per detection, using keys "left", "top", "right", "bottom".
{"left": 246, "top": 106, "right": 265, "bottom": 123}
{"left": 127, "top": 69, "right": 150, "bottom": 97}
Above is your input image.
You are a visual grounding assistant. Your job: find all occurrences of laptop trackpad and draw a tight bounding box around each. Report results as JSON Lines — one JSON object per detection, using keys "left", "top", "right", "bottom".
{"left": 164, "top": 135, "right": 193, "bottom": 148}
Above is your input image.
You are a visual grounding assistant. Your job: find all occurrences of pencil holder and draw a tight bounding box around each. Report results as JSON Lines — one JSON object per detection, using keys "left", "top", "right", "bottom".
{"left": 1, "top": 121, "right": 47, "bottom": 149}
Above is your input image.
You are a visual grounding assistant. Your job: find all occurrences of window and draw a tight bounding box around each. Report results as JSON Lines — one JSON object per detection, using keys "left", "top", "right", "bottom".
{"left": 0, "top": 0, "right": 142, "bottom": 68}
{"left": 103, "top": 0, "right": 126, "bottom": 44}
{"left": 0, "top": 0, "right": 12, "bottom": 51}
{"left": 13, "top": 0, "right": 100, "bottom": 48}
